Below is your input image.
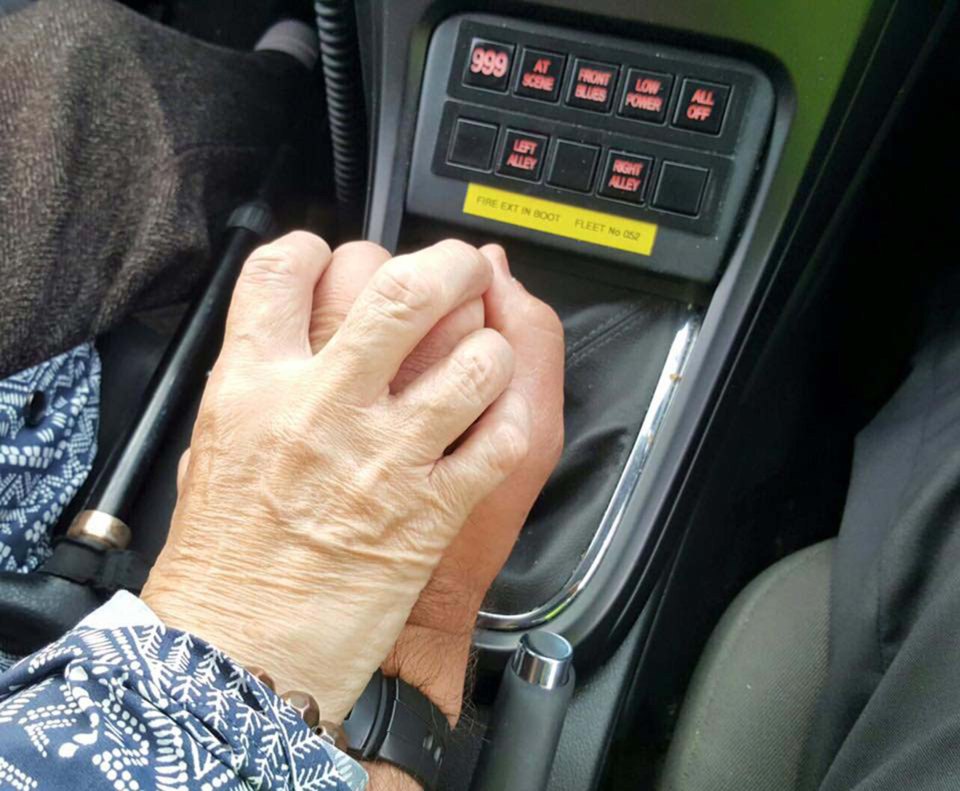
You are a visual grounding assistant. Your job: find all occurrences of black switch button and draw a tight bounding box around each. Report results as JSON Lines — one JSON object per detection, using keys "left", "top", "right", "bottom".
{"left": 565, "top": 59, "right": 618, "bottom": 112}
{"left": 598, "top": 151, "right": 653, "bottom": 203}
{"left": 547, "top": 140, "right": 599, "bottom": 192}
{"left": 463, "top": 38, "right": 514, "bottom": 92}
{"left": 448, "top": 118, "right": 499, "bottom": 171}
{"left": 619, "top": 69, "right": 673, "bottom": 124}
{"left": 497, "top": 129, "right": 548, "bottom": 181}
{"left": 514, "top": 47, "right": 565, "bottom": 102}
{"left": 673, "top": 79, "right": 730, "bottom": 135}
{"left": 653, "top": 162, "right": 709, "bottom": 216}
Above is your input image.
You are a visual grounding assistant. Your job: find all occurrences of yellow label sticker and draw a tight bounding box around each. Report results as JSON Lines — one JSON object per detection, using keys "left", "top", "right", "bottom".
{"left": 462, "top": 183, "right": 658, "bottom": 256}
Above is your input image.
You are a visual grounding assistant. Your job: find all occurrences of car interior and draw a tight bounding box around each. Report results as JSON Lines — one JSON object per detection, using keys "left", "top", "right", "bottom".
{"left": 2, "top": 0, "right": 958, "bottom": 788}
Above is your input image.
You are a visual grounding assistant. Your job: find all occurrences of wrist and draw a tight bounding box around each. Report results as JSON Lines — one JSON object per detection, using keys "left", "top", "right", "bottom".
{"left": 382, "top": 623, "right": 473, "bottom": 726}
{"left": 142, "top": 548, "right": 407, "bottom": 724}
{"left": 363, "top": 762, "right": 424, "bottom": 790}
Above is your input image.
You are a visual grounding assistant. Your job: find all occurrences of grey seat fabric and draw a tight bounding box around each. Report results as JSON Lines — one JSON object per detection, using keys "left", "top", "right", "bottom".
{"left": 0, "top": 0, "right": 300, "bottom": 377}
{"left": 658, "top": 539, "right": 834, "bottom": 791}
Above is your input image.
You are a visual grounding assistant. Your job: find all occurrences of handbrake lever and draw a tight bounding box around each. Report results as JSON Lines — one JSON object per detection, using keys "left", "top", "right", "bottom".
{"left": 471, "top": 631, "right": 576, "bottom": 791}
{"left": 0, "top": 203, "right": 274, "bottom": 657}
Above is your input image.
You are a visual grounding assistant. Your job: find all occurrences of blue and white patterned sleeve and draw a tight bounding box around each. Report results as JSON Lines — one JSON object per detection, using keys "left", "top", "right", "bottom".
{"left": 0, "top": 342, "right": 100, "bottom": 575}
{"left": 0, "top": 592, "right": 368, "bottom": 790}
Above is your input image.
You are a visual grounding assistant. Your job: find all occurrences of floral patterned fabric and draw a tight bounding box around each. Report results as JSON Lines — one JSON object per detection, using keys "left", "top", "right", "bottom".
{"left": 0, "top": 593, "right": 367, "bottom": 790}
{"left": 0, "top": 342, "right": 100, "bottom": 574}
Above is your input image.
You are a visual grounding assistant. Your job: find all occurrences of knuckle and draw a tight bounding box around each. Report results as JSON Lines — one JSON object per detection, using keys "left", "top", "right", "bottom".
{"left": 241, "top": 246, "right": 305, "bottom": 286}
{"left": 433, "top": 239, "right": 489, "bottom": 278}
{"left": 434, "top": 237, "right": 480, "bottom": 264}
{"left": 335, "top": 240, "right": 390, "bottom": 260}
{"left": 239, "top": 232, "right": 329, "bottom": 287}
{"left": 489, "top": 422, "right": 530, "bottom": 473}
{"left": 449, "top": 345, "right": 502, "bottom": 404}
{"left": 283, "top": 230, "right": 331, "bottom": 258}
{"left": 481, "top": 243, "right": 507, "bottom": 264}
{"left": 369, "top": 260, "right": 433, "bottom": 322}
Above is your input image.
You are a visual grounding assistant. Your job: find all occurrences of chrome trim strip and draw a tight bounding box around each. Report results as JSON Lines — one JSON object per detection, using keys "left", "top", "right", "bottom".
{"left": 476, "top": 314, "right": 701, "bottom": 631}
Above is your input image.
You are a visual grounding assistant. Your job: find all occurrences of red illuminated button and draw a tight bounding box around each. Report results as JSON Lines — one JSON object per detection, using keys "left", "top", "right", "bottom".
{"left": 497, "top": 129, "right": 548, "bottom": 181}
{"left": 673, "top": 78, "right": 731, "bottom": 135}
{"left": 565, "top": 58, "right": 618, "bottom": 112}
{"left": 514, "top": 47, "right": 565, "bottom": 102}
{"left": 598, "top": 151, "right": 653, "bottom": 204}
{"left": 619, "top": 68, "right": 673, "bottom": 124}
{"left": 463, "top": 38, "right": 515, "bottom": 92}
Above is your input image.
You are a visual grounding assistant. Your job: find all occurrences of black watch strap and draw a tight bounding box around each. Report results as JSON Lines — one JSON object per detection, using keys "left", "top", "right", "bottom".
{"left": 343, "top": 670, "right": 451, "bottom": 790}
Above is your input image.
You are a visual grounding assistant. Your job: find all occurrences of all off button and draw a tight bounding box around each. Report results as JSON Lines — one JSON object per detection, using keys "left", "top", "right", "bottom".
{"left": 673, "top": 78, "right": 731, "bottom": 135}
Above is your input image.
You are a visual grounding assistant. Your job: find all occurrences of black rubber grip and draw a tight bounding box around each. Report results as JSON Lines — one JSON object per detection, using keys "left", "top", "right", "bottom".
{"left": 470, "top": 659, "right": 576, "bottom": 791}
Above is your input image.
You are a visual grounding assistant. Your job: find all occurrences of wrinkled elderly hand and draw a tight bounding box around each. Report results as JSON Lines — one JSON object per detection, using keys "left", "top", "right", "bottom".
{"left": 141, "top": 233, "right": 533, "bottom": 723}
{"left": 308, "top": 241, "right": 565, "bottom": 727}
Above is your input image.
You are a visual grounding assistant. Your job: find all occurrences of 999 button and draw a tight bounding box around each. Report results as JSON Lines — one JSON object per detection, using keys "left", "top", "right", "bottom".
{"left": 463, "top": 39, "right": 515, "bottom": 92}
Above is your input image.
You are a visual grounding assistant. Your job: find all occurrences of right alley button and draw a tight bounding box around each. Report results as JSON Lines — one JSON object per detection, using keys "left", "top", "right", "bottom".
{"left": 598, "top": 151, "right": 653, "bottom": 204}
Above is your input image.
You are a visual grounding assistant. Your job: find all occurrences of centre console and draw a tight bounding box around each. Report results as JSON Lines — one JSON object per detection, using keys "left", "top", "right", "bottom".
{"left": 387, "top": 13, "right": 779, "bottom": 659}
{"left": 408, "top": 15, "right": 774, "bottom": 283}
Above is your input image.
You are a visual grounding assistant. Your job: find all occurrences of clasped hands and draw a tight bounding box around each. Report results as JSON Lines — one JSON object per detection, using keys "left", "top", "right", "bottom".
{"left": 141, "top": 234, "right": 564, "bottom": 740}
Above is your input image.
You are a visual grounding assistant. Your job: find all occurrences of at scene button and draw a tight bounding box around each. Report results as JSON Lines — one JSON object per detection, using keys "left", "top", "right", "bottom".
{"left": 497, "top": 129, "right": 549, "bottom": 181}
{"left": 565, "top": 59, "right": 618, "bottom": 112}
{"left": 619, "top": 69, "right": 673, "bottom": 124}
{"left": 514, "top": 47, "right": 565, "bottom": 102}
{"left": 598, "top": 151, "right": 653, "bottom": 204}
{"left": 463, "top": 39, "right": 515, "bottom": 92}
{"left": 673, "top": 78, "right": 731, "bottom": 135}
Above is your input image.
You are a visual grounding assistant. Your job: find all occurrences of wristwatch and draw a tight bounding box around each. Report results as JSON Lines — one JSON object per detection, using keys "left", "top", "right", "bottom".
{"left": 343, "top": 670, "right": 452, "bottom": 791}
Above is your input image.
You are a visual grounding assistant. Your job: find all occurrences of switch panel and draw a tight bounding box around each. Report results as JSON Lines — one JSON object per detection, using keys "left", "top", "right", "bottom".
{"left": 407, "top": 14, "right": 775, "bottom": 283}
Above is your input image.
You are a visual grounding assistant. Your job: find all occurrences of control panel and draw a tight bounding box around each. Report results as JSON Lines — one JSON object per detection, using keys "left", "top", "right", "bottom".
{"left": 407, "top": 14, "right": 776, "bottom": 283}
